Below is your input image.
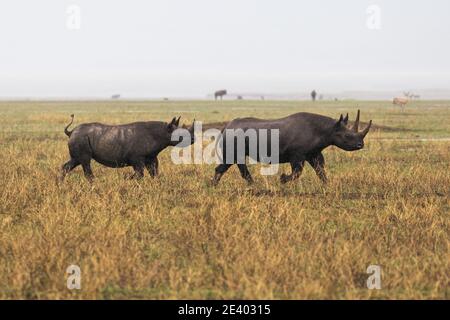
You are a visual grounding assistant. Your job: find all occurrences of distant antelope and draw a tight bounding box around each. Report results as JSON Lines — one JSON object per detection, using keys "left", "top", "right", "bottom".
{"left": 214, "top": 90, "right": 227, "bottom": 100}
{"left": 393, "top": 97, "right": 409, "bottom": 111}
{"left": 403, "top": 91, "right": 420, "bottom": 100}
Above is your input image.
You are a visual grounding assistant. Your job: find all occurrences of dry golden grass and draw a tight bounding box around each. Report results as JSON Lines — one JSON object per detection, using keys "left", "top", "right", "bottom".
{"left": 0, "top": 100, "right": 449, "bottom": 299}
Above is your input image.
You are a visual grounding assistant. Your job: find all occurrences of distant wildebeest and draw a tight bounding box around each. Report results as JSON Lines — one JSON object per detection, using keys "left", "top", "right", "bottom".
{"left": 214, "top": 90, "right": 227, "bottom": 100}
{"left": 212, "top": 110, "right": 372, "bottom": 185}
{"left": 393, "top": 97, "right": 409, "bottom": 111}
{"left": 311, "top": 90, "right": 317, "bottom": 101}
{"left": 60, "top": 115, "right": 195, "bottom": 182}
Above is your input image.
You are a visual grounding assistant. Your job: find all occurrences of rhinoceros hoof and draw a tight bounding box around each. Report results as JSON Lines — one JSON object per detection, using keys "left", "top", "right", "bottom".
{"left": 280, "top": 174, "right": 290, "bottom": 184}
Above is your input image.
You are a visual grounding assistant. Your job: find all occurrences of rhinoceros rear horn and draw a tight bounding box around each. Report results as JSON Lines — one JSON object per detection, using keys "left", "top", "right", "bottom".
{"left": 352, "top": 110, "right": 360, "bottom": 132}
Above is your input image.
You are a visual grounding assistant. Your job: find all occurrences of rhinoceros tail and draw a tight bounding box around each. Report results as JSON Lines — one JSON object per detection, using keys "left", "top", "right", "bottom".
{"left": 64, "top": 114, "right": 75, "bottom": 137}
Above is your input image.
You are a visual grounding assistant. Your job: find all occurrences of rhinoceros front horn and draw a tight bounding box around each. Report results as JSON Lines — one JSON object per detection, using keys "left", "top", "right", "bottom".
{"left": 360, "top": 120, "right": 372, "bottom": 138}
{"left": 352, "top": 109, "right": 360, "bottom": 132}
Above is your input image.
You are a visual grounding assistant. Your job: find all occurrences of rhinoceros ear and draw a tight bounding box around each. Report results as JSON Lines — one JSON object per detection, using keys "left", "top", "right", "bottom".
{"left": 335, "top": 114, "right": 344, "bottom": 129}
{"left": 343, "top": 113, "right": 349, "bottom": 125}
{"left": 167, "top": 117, "right": 177, "bottom": 131}
{"left": 175, "top": 116, "right": 181, "bottom": 127}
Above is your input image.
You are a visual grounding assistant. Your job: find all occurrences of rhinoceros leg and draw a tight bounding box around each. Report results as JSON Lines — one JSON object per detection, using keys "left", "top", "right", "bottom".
{"left": 237, "top": 164, "right": 254, "bottom": 184}
{"left": 67, "top": 136, "right": 93, "bottom": 182}
{"left": 307, "top": 153, "right": 327, "bottom": 183}
{"left": 212, "top": 164, "right": 232, "bottom": 186}
{"left": 81, "top": 160, "right": 94, "bottom": 182}
{"left": 145, "top": 157, "right": 159, "bottom": 177}
{"left": 130, "top": 162, "right": 145, "bottom": 179}
{"left": 280, "top": 161, "right": 304, "bottom": 184}
{"left": 59, "top": 158, "right": 80, "bottom": 182}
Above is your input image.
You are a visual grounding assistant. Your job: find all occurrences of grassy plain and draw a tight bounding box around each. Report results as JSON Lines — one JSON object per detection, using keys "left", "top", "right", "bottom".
{"left": 0, "top": 100, "right": 448, "bottom": 299}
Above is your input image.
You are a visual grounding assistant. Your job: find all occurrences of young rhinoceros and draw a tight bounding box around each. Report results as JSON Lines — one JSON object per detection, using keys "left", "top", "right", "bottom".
{"left": 60, "top": 115, "right": 194, "bottom": 182}
{"left": 212, "top": 110, "right": 372, "bottom": 185}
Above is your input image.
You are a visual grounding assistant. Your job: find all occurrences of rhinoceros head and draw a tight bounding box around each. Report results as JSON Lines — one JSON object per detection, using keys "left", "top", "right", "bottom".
{"left": 331, "top": 110, "right": 372, "bottom": 151}
{"left": 169, "top": 117, "right": 196, "bottom": 147}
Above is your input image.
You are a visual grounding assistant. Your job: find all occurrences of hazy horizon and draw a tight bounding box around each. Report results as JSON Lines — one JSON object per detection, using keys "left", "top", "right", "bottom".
{"left": 1, "top": 0, "right": 450, "bottom": 98}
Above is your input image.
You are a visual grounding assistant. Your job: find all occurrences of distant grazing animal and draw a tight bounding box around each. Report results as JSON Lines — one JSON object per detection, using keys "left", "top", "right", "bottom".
{"left": 214, "top": 90, "right": 227, "bottom": 100}
{"left": 311, "top": 90, "right": 317, "bottom": 101}
{"left": 212, "top": 110, "right": 372, "bottom": 186}
{"left": 60, "top": 115, "right": 195, "bottom": 182}
{"left": 393, "top": 97, "right": 409, "bottom": 111}
{"left": 403, "top": 92, "right": 420, "bottom": 100}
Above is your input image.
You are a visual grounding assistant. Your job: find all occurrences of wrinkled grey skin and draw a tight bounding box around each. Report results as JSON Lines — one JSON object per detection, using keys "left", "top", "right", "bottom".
{"left": 212, "top": 110, "right": 372, "bottom": 185}
{"left": 60, "top": 115, "right": 194, "bottom": 182}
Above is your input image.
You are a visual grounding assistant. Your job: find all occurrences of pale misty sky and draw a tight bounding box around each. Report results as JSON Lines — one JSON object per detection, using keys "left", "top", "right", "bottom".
{"left": 0, "top": 0, "right": 449, "bottom": 98}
